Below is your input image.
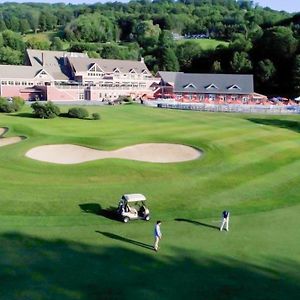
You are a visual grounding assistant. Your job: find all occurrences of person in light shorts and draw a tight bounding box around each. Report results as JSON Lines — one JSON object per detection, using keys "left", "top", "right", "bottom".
{"left": 154, "top": 221, "right": 162, "bottom": 251}
{"left": 220, "top": 211, "right": 230, "bottom": 231}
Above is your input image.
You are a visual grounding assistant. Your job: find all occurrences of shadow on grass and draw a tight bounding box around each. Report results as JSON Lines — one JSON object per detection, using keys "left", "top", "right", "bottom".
{"left": 11, "top": 112, "right": 36, "bottom": 118}
{"left": 175, "top": 218, "right": 219, "bottom": 230}
{"left": 0, "top": 232, "right": 299, "bottom": 300}
{"left": 79, "top": 203, "right": 119, "bottom": 221}
{"left": 96, "top": 231, "right": 153, "bottom": 250}
{"left": 248, "top": 118, "right": 300, "bottom": 133}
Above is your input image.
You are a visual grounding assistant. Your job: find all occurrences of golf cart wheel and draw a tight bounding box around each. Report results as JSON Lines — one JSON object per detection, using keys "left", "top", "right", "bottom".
{"left": 123, "top": 217, "right": 130, "bottom": 223}
{"left": 145, "top": 215, "right": 150, "bottom": 221}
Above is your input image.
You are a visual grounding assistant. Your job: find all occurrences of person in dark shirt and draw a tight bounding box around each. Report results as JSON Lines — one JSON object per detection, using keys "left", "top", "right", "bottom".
{"left": 220, "top": 210, "right": 230, "bottom": 231}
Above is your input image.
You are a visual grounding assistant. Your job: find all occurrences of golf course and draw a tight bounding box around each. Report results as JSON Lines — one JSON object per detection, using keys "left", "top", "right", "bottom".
{"left": 0, "top": 104, "right": 299, "bottom": 299}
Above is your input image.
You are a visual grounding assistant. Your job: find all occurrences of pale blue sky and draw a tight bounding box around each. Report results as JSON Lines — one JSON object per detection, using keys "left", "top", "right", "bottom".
{"left": 0, "top": 1, "right": 298, "bottom": 13}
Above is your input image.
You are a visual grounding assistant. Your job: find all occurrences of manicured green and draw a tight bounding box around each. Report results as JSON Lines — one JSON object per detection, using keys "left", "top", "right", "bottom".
{"left": 0, "top": 105, "right": 299, "bottom": 299}
{"left": 176, "top": 38, "right": 229, "bottom": 50}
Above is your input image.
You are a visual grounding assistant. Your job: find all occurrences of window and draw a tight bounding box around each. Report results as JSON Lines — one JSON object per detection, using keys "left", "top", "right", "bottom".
{"left": 1, "top": 81, "right": 7, "bottom": 85}
{"left": 8, "top": 81, "right": 13, "bottom": 85}
{"left": 228, "top": 84, "right": 241, "bottom": 90}
{"left": 206, "top": 83, "right": 218, "bottom": 90}
{"left": 79, "top": 93, "right": 84, "bottom": 100}
{"left": 15, "top": 81, "right": 20, "bottom": 85}
{"left": 184, "top": 83, "right": 196, "bottom": 89}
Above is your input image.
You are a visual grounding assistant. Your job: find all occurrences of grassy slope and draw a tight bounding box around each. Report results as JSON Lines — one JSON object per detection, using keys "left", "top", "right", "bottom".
{"left": 0, "top": 105, "right": 299, "bottom": 299}
{"left": 176, "top": 38, "right": 229, "bottom": 50}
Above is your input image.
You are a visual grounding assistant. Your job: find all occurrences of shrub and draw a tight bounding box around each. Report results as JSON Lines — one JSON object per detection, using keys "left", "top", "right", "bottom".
{"left": 31, "top": 101, "right": 60, "bottom": 119}
{"left": 0, "top": 97, "right": 24, "bottom": 113}
{"left": 92, "top": 112, "right": 101, "bottom": 120}
{"left": 11, "top": 96, "right": 25, "bottom": 111}
{"left": 118, "top": 96, "right": 133, "bottom": 104}
{"left": 67, "top": 107, "right": 89, "bottom": 119}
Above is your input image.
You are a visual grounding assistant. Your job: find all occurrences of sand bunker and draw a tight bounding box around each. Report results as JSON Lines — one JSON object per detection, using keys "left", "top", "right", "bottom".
{"left": 0, "top": 127, "right": 23, "bottom": 147}
{"left": 26, "top": 143, "right": 201, "bottom": 164}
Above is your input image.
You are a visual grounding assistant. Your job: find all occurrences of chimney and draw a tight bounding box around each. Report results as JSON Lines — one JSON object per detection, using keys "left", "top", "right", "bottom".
{"left": 140, "top": 57, "right": 144, "bottom": 63}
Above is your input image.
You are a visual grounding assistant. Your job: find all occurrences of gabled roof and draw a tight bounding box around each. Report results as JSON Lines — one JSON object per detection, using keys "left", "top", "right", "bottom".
{"left": 174, "top": 73, "right": 254, "bottom": 94}
{"left": 26, "top": 49, "right": 88, "bottom": 81}
{"left": 68, "top": 57, "right": 150, "bottom": 74}
{"left": 157, "top": 71, "right": 183, "bottom": 84}
{"left": 0, "top": 65, "right": 40, "bottom": 79}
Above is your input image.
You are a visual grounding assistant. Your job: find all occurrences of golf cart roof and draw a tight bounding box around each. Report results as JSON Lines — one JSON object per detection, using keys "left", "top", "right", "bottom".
{"left": 122, "top": 194, "right": 146, "bottom": 202}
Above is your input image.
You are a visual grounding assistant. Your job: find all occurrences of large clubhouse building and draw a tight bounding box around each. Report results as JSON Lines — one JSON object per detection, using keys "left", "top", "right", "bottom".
{"left": 0, "top": 49, "right": 265, "bottom": 103}
{"left": 0, "top": 49, "right": 155, "bottom": 101}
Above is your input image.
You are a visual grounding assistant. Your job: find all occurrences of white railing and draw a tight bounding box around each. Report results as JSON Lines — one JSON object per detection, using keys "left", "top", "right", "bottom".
{"left": 144, "top": 101, "right": 300, "bottom": 114}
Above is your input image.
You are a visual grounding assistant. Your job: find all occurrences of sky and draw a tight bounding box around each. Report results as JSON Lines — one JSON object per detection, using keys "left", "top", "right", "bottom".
{"left": 0, "top": 1, "right": 298, "bottom": 13}
{"left": 255, "top": 0, "right": 299, "bottom": 13}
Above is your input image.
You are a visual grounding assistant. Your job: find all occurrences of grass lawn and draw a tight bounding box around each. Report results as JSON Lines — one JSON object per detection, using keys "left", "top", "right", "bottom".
{"left": 176, "top": 38, "right": 229, "bottom": 50}
{"left": 0, "top": 105, "right": 299, "bottom": 299}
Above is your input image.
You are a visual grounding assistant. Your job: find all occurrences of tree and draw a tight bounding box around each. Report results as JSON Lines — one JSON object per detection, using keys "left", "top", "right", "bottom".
{"left": 292, "top": 55, "right": 300, "bottom": 95}
{"left": 0, "top": 47, "right": 23, "bottom": 65}
{"left": 19, "top": 19, "right": 31, "bottom": 35}
{"left": 157, "top": 30, "right": 179, "bottom": 71}
{"left": 26, "top": 37, "right": 51, "bottom": 50}
{"left": 256, "top": 59, "right": 276, "bottom": 83}
{"left": 2, "top": 30, "right": 25, "bottom": 51}
{"left": 135, "top": 20, "right": 161, "bottom": 49}
{"left": 230, "top": 51, "right": 252, "bottom": 73}
{"left": 51, "top": 37, "right": 64, "bottom": 51}
{"left": 31, "top": 102, "right": 60, "bottom": 119}
{"left": 211, "top": 61, "right": 222, "bottom": 73}
{"left": 176, "top": 41, "right": 202, "bottom": 71}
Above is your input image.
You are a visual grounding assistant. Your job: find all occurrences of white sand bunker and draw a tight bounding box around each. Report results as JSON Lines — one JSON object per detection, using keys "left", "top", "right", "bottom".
{"left": 0, "top": 127, "right": 23, "bottom": 147}
{"left": 26, "top": 143, "right": 202, "bottom": 164}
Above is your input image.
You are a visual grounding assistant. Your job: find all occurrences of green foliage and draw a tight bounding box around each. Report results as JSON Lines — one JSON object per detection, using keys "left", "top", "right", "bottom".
{"left": 64, "top": 13, "right": 115, "bottom": 43}
{"left": 0, "top": 96, "right": 24, "bottom": 113}
{"left": 67, "top": 107, "right": 89, "bottom": 119}
{"left": 50, "top": 37, "right": 64, "bottom": 51}
{"left": 92, "top": 112, "right": 101, "bottom": 120}
{"left": 0, "top": 46, "right": 23, "bottom": 65}
{"left": 31, "top": 101, "right": 60, "bottom": 119}
{"left": 11, "top": 97, "right": 25, "bottom": 111}
{"left": 26, "top": 36, "right": 51, "bottom": 50}
{"left": 257, "top": 59, "right": 276, "bottom": 83}
{"left": 230, "top": 51, "right": 252, "bottom": 73}
{"left": 292, "top": 55, "right": 300, "bottom": 95}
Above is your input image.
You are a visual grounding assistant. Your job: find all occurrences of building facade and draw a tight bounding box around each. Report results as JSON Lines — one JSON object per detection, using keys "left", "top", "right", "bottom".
{"left": 0, "top": 49, "right": 156, "bottom": 101}
{"left": 0, "top": 49, "right": 266, "bottom": 103}
{"left": 155, "top": 71, "right": 267, "bottom": 104}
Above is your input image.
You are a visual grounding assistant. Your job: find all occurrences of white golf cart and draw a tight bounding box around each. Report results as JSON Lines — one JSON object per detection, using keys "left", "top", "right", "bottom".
{"left": 117, "top": 194, "right": 150, "bottom": 223}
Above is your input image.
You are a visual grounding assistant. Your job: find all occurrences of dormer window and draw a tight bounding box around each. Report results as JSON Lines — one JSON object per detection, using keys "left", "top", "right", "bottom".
{"left": 141, "top": 69, "right": 148, "bottom": 74}
{"left": 129, "top": 69, "right": 136, "bottom": 74}
{"left": 88, "top": 63, "right": 103, "bottom": 73}
{"left": 184, "top": 83, "right": 196, "bottom": 89}
{"left": 113, "top": 68, "right": 120, "bottom": 73}
{"left": 205, "top": 83, "right": 218, "bottom": 90}
{"left": 228, "top": 84, "right": 241, "bottom": 90}
{"left": 35, "top": 69, "right": 51, "bottom": 79}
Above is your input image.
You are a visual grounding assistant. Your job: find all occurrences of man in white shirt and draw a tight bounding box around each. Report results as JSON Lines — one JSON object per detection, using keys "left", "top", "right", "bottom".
{"left": 220, "top": 211, "right": 230, "bottom": 231}
{"left": 154, "top": 221, "right": 162, "bottom": 251}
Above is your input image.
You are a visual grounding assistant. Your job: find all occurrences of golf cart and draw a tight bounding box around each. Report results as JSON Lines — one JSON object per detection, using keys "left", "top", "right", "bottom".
{"left": 117, "top": 194, "right": 150, "bottom": 223}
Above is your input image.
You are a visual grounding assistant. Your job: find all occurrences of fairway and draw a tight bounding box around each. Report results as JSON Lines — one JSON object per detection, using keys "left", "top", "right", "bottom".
{"left": 0, "top": 105, "right": 300, "bottom": 299}
{"left": 176, "top": 38, "right": 229, "bottom": 50}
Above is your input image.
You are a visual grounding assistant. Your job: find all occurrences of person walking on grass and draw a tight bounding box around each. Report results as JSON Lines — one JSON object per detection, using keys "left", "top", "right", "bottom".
{"left": 220, "top": 210, "right": 230, "bottom": 231}
{"left": 154, "top": 221, "right": 162, "bottom": 251}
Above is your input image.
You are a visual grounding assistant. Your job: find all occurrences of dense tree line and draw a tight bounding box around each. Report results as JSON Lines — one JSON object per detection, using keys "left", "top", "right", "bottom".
{"left": 0, "top": 1, "right": 299, "bottom": 96}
